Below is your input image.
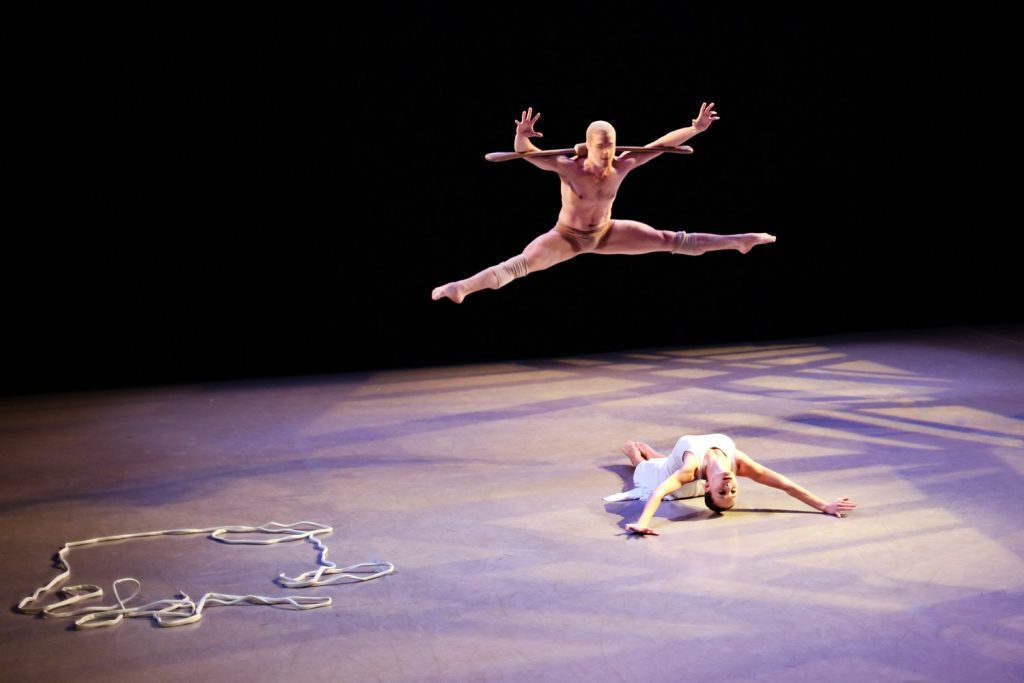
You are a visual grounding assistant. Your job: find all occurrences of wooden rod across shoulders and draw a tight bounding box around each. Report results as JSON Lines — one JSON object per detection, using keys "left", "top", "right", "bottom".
{"left": 484, "top": 145, "right": 694, "bottom": 162}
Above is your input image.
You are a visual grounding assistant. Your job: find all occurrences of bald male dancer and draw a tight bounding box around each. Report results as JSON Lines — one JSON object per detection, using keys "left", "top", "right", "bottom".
{"left": 431, "top": 103, "right": 776, "bottom": 303}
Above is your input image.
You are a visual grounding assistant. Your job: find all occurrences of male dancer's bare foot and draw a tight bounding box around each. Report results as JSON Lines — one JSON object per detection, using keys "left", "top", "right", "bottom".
{"left": 737, "top": 233, "right": 776, "bottom": 254}
{"left": 432, "top": 282, "right": 467, "bottom": 304}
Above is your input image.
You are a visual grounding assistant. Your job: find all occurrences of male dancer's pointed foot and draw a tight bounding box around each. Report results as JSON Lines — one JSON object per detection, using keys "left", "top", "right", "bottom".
{"left": 432, "top": 282, "right": 466, "bottom": 304}
{"left": 738, "top": 233, "right": 776, "bottom": 254}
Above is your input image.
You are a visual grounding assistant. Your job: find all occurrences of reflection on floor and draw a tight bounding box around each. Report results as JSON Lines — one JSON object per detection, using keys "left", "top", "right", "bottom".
{"left": 2, "top": 325, "right": 1023, "bottom": 682}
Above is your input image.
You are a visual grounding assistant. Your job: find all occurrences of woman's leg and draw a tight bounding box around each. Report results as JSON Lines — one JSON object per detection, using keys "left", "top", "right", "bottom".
{"left": 623, "top": 441, "right": 666, "bottom": 466}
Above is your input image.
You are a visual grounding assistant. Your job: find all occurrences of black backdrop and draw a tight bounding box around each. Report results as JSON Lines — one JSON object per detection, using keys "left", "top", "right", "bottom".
{"left": 8, "top": 5, "right": 1018, "bottom": 394}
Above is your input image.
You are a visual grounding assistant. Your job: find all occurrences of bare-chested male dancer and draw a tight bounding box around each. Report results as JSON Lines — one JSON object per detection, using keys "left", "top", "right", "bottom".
{"left": 432, "top": 103, "right": 776, "bottom": 303}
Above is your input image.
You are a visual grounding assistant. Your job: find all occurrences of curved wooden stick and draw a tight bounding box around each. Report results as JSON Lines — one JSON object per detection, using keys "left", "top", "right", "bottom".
{"left": 484, "top": 145, "right": 693, "bottom": 162}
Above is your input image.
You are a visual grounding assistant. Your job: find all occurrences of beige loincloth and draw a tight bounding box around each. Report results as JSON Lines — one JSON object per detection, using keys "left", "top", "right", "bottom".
{"left": 555, "top": 220, "right": 615, "bottom": 252}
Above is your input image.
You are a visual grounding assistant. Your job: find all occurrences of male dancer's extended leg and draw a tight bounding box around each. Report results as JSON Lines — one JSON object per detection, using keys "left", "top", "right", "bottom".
{"left": 596, "top": 219, "right": 776, "bottom": 256}
{"left": 431, "top": 229, "right": 577, "bottom": 303}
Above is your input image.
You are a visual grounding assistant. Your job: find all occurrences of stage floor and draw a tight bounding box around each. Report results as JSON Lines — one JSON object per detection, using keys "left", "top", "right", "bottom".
{"left": 2, "top": 324, "right": 1023, "bottom": 682}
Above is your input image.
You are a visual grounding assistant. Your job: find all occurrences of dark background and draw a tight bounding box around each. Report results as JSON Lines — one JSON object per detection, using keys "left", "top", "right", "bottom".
{"left": 7, "top": 5, "right": 1018, "bottom": 395}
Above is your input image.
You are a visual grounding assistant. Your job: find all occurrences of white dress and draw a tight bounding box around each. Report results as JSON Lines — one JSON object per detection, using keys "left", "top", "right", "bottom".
{"left": 604, "top": 434, "right": 737, "bottom": 502}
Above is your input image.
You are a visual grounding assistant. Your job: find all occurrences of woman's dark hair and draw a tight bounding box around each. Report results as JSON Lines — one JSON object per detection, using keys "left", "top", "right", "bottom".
{"left": 704, "top": 491, "right": 730, "bottom": 513}
{"left": 703, "top": 447, "right": 733, "bottom": 513}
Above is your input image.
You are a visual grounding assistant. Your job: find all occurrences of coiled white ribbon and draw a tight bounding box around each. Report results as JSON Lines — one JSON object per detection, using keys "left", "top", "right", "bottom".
{"left": 16, "top": 521, "right": 394, "bottom": 629}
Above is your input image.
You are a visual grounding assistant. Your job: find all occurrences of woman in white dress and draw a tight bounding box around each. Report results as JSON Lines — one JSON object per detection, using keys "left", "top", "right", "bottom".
{"left": 611, "top": 434, "right": 857, "bottom": 536}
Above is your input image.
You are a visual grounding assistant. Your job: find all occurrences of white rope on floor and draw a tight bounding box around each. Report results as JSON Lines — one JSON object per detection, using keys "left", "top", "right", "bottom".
{"left": 15, "top": 521, "right": 395, "bottom": 630}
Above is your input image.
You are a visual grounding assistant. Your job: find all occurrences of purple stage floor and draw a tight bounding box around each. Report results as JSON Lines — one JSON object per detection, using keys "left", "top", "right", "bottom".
{"left": 2, "top": 324, "right": 1023, "bottom": 682}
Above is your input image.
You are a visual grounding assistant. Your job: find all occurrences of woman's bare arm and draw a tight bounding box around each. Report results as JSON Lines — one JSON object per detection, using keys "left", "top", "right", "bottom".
{"left": 736, "top": 450, "right": 858, "bottom": 517}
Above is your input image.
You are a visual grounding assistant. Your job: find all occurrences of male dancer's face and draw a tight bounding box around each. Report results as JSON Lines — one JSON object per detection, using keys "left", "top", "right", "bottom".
{"left": 586, "top": 123, "right": 616, "bottom": 168}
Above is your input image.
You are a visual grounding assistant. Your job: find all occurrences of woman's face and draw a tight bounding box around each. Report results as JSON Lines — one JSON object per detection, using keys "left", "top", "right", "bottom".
{"left": 709, "top": 470, "right": 738, "bottom": 509}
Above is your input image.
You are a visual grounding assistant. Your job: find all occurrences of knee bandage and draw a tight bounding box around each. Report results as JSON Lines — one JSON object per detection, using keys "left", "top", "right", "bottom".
{"left": 672, "top": 231, "right": 701, "bottom": 255}
{"left": 491, "top": 254, "right": 530, "bottom": 288}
